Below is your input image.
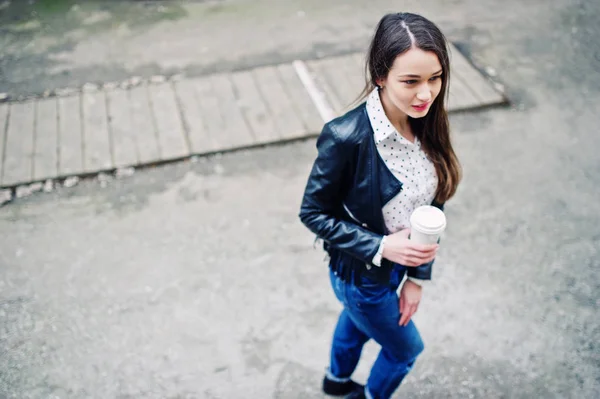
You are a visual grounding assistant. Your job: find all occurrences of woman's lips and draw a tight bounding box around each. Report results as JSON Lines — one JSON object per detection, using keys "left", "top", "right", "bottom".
{"left": 412, "top": 102, "right": 430, "bottom": 112}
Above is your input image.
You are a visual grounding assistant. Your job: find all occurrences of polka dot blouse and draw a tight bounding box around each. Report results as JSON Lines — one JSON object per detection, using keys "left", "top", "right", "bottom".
{"left": 366, "top": 89, "right": 438, "bottom": 234}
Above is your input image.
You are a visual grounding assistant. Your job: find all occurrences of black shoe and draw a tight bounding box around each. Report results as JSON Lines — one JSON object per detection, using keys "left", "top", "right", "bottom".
{"left": 344, "top": 390, "right": 367, "bottom": 399}
{"left": 322, "top": 376, "right": 364, "bottom": 396}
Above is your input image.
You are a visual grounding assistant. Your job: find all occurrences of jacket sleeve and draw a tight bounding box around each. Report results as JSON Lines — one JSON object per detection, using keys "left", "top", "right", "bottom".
{"left": 406, "top": 260, "right": 434, "bottom": 280}
{"left": 299, "top": 123, "right": 383, "bottom": 265}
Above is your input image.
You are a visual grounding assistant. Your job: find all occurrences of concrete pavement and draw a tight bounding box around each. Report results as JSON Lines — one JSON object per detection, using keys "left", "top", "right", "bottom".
{"left": 1, "top": 0, "right": 599, "bottom": 398}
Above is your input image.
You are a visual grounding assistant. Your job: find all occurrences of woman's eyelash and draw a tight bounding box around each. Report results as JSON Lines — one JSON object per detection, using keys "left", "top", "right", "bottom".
{"left": 401, "top": 75, "right": 442, "bottom": 84}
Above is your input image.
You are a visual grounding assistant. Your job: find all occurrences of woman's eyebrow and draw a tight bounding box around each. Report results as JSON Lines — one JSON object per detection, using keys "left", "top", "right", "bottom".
{"left": 398, "top": 69, "right": 443, "bottom": 78}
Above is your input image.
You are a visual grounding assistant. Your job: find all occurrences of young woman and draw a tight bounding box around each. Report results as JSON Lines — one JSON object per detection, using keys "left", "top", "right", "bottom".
{"left": 299, "top": 13, "right": 462, "bottom": 399}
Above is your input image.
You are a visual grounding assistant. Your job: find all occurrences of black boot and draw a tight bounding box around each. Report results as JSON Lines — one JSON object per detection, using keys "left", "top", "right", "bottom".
{"left": 322, "top": 376, "right": 364, "bottom": 396}
{"left": 344, "top": 390, "right": 367, "bottom": 399}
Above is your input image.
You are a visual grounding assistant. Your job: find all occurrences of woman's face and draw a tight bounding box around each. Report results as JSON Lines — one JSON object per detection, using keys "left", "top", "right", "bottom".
{"left": 376, "top": 47, "right": 443, "bottom": 119}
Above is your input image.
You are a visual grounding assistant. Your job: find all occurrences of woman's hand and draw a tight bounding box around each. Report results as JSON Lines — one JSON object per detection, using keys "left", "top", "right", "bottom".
{"left": 399, "top": 279, "right": 422, "bottom": 326}
{"left": 382, "top": 229, "right": 438, "bottom": 266}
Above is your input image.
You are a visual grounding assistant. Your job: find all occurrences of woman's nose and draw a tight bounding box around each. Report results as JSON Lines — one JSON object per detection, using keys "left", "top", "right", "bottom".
{"left": 416, "top": 90, "right": 431, "bottom": 102}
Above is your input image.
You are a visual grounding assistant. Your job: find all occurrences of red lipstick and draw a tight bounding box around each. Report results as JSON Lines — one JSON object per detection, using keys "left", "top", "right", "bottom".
{"left": 412, "top": 102, "right": 430, "bottom": 112}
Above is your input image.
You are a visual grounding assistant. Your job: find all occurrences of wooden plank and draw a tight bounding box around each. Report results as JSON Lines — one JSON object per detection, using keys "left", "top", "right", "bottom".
{"left": 3, "top": 101, "right": 35, "bottom": 186}
{"left": 340, "top": 54, "right": 367, "bottom": 107}
{"left": 188, "top": 76, "right": 226, "bottom": 150}
{"left": 147, "top": 82, "right": 189, "bottom": 161}
{"left": 450, "top": 47, "right": 504, "bottom": 104}
{"left": 352, "top": 53, "right": 366, "bottom": 70}
{"left": 305, "top": 59, "right": 344, "bottom": 115}
{"left": 82, "top": 90, "right": 112, "bottom": 172}
{"left": 447, "top": 72, "right": 482, "bottom": 111}
{"left": 252, "top": 66, "right": 305, "bottom": 140}
{"left": 230, "top": 70, "right": 279, "bottom": 145}
{"left": 276, "top": 64, "right": 323, "bottom": 133}
{"left": 58, "top": 94, "right": 84, "bottom": 176}
{"left": 106, "top": 88, "right": 138, "bottom": 168}
{"left": 313, "top": 56, "right": 358, "bottom": 113}
{"left": 129, "top": 85, "right": 160, "bottom": 164}
{"left": 33, "top": 98, "right": 58, "bottom": 181}
{"left": 210, "top": 73, "right": 255, "bottom": 149}
{"left": 0, "top": 104, "right": 8, "bottom": 185}
{"left": 173, "top": 79, "right": 214, "bottom": 154}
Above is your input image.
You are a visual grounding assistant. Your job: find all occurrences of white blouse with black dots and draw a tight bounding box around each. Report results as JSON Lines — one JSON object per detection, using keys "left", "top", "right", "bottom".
{"left": 366, "top": 88, "right": 438, "bottom": 234}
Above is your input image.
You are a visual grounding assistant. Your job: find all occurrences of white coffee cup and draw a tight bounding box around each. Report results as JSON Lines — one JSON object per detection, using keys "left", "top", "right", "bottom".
{"left": 409, "top": 205, "right": 447, "bottom": 245}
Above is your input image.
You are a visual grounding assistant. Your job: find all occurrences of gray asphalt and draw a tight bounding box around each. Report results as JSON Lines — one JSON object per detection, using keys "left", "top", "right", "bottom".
{"left": 1, "top": 0, "right": 599, "bottom": 398}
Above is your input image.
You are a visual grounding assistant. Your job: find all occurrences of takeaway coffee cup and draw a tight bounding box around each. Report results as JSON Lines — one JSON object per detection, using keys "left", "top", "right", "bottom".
{"left": 409, "top": 205, "right": 447, "bottom": 245}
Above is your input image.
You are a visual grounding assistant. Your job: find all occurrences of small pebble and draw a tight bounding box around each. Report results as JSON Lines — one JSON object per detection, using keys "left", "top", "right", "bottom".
{"left": 484, "top": 66, "right": 497, "bottom": 77}
{"left": 129, "top": 76, "right": 142, "bottom": 86}
{"left": 214, "top": 164, "right": 225, "bottom": 175}
{"left": 115, "top": 167, "right": 135, "bottom": 178}
{"left": 43, "top": 179, "right": 54, "bottom": 193}
{"left": 103, "top": 82, "right": 119, "bottom": 90}
{"left": 55, "top": 87, "right": 78, "bottom": 96}
{"left": 82, "top": 83, "right": 99, "bottom": 92}
{"left": 16, "top": 185, "right": 34, "bottom": 198}
{"left": 0, "top": 189, "right": 12, "bottom": 206}
{"left": 150, "top": 75, "right": 166, "bottom": 84}
{"left": 29, "top": 182, "right": 43, "bottom": 193}
{"left": 63, "top": 176, "right": 80, "bottom": 188}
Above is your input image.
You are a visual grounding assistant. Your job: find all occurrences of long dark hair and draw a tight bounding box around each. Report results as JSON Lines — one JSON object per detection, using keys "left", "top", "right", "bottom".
{"left": 358, "top": 13, "right": 461, "bottom": 203}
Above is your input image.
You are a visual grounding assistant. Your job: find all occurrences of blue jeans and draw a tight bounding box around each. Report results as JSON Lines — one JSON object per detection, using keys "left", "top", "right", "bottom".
{"left": 327, "top": 268, "right": 424, "bottom": 399}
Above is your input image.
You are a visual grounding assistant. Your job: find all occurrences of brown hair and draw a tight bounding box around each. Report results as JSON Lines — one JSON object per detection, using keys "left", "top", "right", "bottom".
{"left": 358, "top": 13, "right": 461, "bottom": 203}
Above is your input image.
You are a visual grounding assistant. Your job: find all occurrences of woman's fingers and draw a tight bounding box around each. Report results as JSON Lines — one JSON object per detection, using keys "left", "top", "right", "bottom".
{"left": 399, "top": 308, "right": 408, "bottom": 326}
{"left": 400, "top": 304, "right": 419, "bottom": 326}
{"left": 404, "top": 249, "right": 436, "bottom": 261}
{"left": 409, "top": 242, "right": 439, "bottom": 252}
{"left": 399, "top": 305, "right": 413, "bottom": 326}
{"left": 398, "top": 254, "right": 436, "bottom": 266}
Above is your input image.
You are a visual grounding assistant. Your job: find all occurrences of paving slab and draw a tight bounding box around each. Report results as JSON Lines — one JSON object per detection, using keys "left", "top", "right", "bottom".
{"left": 106, "top": 88, "right": 139, "bottom": 168}
{"left": 252, "top": 66, "right": 305, "bottom": 141}
{"left": 0, "top": 104, "right": 9, "bottom": 184}
{"left": 147, "top": 82, "right": 189, "bottom": 161}
{"left": 33, "top": 98, "right": 58, "bottom": 181}
{"left": 188, "top": 75, "right": 225, "bottom": 151}
{"left": 82, "top": 90, "right": 112, "bottom": 173}
{"left": 276, "top": 63, "right": 324, "bottom": 134}
{"left": 308, "top": 55, "right": 360, "bottom": 115}
{"left": 57, "top": 94, "right": 84, "bottom": 177}
{"left": 2, "top": 101, "right": 35, "bottom": 186}
{"left": 173, "top": 78, "right": 213, "bottom": 155}
{"left": 129, "top": 85, "right": 160, "bottom": 165}
{"left": 231, "top": 70, "right": 280, "bottom": 145}
{"left": 449, "top": 47, "right": 504, "bottom": 105}
{"left": 0, "top": 44, "right": 505, "bottom": 188}
{"left": 447, "top": 73, "right": 482, "bottom": 111}
{"left": 208, "top": 73, "right": 256, "bottom": 150}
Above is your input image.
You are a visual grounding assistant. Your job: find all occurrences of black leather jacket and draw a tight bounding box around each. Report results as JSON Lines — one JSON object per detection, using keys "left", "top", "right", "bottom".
{"left": 299, "top": 103, "right": 444, "bottom": 284}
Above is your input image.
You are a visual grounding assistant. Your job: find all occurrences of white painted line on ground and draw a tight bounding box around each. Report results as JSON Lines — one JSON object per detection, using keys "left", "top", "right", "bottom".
{"left": 292, "top": 60, "right": 336, "bottom": 123}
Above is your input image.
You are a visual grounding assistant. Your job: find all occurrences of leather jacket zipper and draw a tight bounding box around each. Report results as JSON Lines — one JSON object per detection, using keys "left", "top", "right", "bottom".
{"left": 343, "top": 203, "right": 369, "bottom": 229}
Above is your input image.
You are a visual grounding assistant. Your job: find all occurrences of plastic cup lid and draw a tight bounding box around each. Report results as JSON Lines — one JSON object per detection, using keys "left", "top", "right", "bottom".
{"left": 410, "top": 206, "right": 446, "bottom": 234}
